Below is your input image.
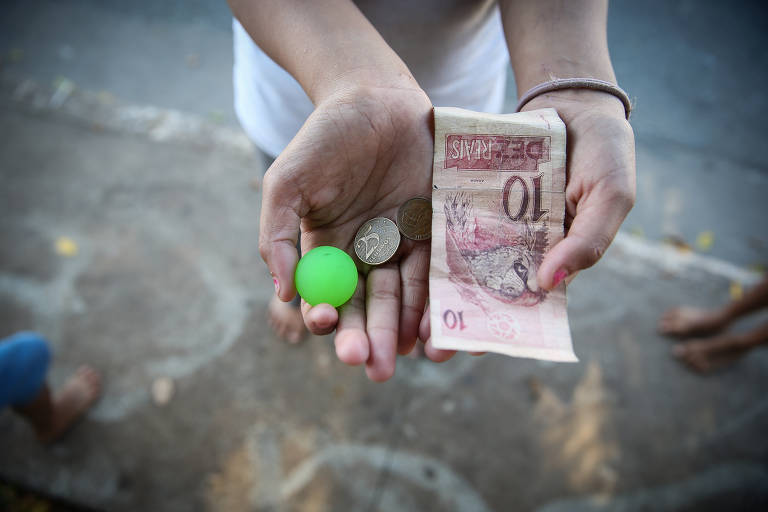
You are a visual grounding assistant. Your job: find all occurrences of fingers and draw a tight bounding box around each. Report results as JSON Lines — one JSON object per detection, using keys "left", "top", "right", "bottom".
{"left": 424, "top": 338, "right": 456, "bottom": 362}
{"left": 335, "top": 276, "right": 370, "bottom": 365}
{"left": 365, "top": 264, "right": 401, "bottom": 381}
{"left": 536, "top": 107, "right": 635, "bottom": 291}
{"left": 259, "top": 165, "right": 303, "bottom": 302}
{"left": 419, "top": 306, "right": 457, "bottom": 362}
{"left": 397, "top": 245, "right": 430, "bottom": 356}
{"left": 418, "top": 304, "right": 431, "bottom": 342}
{"left": 537, "top": 192, "right": 632, "bottom": 290}
{"left": 303, "top": 302, "right": 338, "bottom": 335}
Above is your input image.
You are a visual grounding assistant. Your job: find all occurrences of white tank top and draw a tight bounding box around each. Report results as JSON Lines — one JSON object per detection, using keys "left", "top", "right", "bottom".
{"left": 233, "top": 0, "right": 509, "bottom": 158}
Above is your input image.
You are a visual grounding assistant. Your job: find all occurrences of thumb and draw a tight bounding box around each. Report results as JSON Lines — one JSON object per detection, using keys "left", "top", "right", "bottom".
{"left": 537, "top": 197, "right": 629, "bottom": 290}
{"left": 259, "top": 165, "right": 302, "bottom": 302}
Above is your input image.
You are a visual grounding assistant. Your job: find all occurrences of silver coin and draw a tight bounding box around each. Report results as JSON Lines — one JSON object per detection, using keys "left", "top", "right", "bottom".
{"left": 397, "top": 197, "right": 432, "bottom": 240}
{"left": 354, "top": 217, "right": 401, "bottom": 265}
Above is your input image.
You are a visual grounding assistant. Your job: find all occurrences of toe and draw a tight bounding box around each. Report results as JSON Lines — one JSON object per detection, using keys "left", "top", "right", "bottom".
{"left": 77, "top": 366, "right": 102, "bottom": 390}
{"left": 688, "top": 354, "right": 710, "bottom": 373}
{"left": 659, "top": 316, "right": 679, "bottom": 334}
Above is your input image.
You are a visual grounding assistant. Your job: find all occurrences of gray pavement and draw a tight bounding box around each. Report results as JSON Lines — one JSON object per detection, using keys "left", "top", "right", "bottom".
{"left": 1, "top": 1, "right": 768, "bottom": 511}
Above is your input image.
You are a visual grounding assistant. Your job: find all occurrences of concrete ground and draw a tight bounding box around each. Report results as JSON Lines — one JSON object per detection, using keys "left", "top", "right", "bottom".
{"left": 1, "top": 1, "right": 768, "bottom": 511}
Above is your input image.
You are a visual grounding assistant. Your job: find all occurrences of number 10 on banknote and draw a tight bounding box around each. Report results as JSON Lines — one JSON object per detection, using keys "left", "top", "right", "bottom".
{"left": 429, "top": 107, "right": 577, "bottom": 362}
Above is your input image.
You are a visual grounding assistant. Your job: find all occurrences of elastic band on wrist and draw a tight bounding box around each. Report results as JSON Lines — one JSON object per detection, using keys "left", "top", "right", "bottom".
{"left": 516, "top": 78, "right": 632, "bottom": 120}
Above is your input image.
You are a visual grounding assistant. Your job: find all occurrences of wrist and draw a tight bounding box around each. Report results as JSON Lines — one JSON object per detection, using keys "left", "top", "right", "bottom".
{"left": 313, "top": 73, "right": 431, "bottom": 128}
{"left": 521, "top": 87, "right": 627, "bottom": 123}
{"left": 312, "top": 67, "right": 422, "bottom": 105}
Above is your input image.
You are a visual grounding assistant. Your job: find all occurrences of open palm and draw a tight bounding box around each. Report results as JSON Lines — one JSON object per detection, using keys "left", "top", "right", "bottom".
{"left": 259, "top": 86, "right": 434, "bottom": 381}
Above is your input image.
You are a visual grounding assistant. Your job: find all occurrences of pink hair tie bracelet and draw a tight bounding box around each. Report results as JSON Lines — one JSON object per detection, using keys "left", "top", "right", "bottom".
{"left": 515, "top": 78, "right": 632, "bottom": 120}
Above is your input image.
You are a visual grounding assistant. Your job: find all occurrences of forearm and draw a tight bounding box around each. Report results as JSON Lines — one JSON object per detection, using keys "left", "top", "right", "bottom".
{"left": 228, "top": 0, "right": 418, "bottom": 104}
{"left": 500, "top": 0, "right": 621, "bottom": 115}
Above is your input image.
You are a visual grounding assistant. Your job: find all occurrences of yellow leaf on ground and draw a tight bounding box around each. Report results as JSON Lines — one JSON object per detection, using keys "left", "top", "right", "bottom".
{"left": 696, "top": 231, "right": 715, "bottom": 251}
{"left": 729, "top": 281, "right": 743, "bottom": 301}
{"left": 54, "top": 236, "right": 78, "bottom": 257}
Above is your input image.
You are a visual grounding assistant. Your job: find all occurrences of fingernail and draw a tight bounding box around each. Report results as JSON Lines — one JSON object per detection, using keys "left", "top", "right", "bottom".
{"left": 273, "top": 277, "right": 279, "bottom": 294}
{"left": 552, "top": 269, "right": 569, "bottom": 287}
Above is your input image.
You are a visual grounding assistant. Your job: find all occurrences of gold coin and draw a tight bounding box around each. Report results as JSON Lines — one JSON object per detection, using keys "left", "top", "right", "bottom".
{"left": 354, "top": 217, "right": 401, "bottom": 265}
{"left": 397, "top": 197, "right": 432, "bottom": 240}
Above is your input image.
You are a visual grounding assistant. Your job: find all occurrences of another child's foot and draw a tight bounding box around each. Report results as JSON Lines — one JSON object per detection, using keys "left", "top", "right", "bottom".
{"left": 672, "top": 334, "right": 749, "bottom": 373}
{"left": 658, "top": 307, "right": 729, "bottom": 338}
{"left": 38, "top": 365, "right": 102, "bottom": 443}
{"left": 268, "top": 294, "right": 306, "bottom": 344}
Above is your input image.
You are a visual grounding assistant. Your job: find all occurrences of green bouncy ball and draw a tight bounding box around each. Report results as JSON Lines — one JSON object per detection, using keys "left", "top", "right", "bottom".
{"left": 295, "top": 246, "right": 358, "bottom": 307}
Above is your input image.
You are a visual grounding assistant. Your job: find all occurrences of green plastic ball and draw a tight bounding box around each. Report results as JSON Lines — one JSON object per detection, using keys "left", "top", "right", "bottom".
{"left": 295, "top": 246, "right": 358, "bottom": 307}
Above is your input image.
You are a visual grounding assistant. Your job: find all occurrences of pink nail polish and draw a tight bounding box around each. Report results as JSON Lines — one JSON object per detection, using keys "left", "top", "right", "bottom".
{"left": 552, "top": 269, "right": 569, "bottom": 287}
{"left": 273, "top": 277, "right": 279, "bottom": 294}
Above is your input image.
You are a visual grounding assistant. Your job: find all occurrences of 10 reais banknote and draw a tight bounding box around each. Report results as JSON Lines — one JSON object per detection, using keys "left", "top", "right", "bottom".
{"left": 429, "top": 107, "right": 577, "bottom": 362}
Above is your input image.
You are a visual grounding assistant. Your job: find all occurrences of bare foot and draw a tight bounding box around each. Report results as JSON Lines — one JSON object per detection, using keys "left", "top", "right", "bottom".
{"left": 658, "top": 307, "right": 729, "bottom": 338}
{"left": 268, "top": 294, "right": 306, "bottom": 344}
{"left": 672, "top": 334, "right": 749, "bottom": 373}
{"left": 38, "top": 365, "right": 102, "bottom": 443}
